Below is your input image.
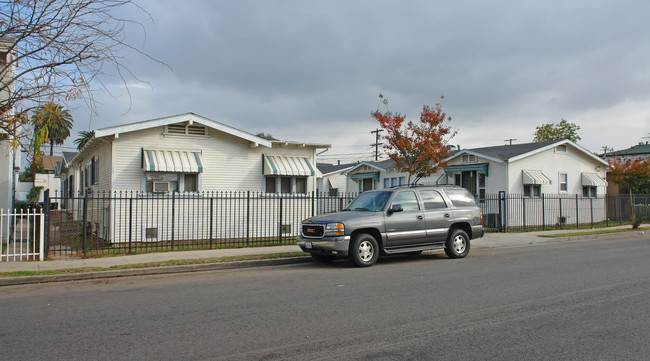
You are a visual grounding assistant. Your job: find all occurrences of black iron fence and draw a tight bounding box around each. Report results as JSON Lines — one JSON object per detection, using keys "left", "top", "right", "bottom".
{"left": 45, "top": 191, "right": 357, "bottom": 257}
{"left": 41, "top": 190, "right": 650, "bottom": 257}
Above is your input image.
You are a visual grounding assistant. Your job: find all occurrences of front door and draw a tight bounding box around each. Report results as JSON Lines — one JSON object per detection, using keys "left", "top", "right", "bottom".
{"left": 384, "top": 190, "right": 427, "bottom": 247}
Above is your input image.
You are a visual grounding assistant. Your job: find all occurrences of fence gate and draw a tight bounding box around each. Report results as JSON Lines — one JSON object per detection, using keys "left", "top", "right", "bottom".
{"left": 1, "top": 209, "right": 45, "bottom": 262}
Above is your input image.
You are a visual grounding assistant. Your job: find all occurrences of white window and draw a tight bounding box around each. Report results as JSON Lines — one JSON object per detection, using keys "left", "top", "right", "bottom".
{"left": 146, "top": 172, "right": 199, "bottom": 193}
{"left": 582, "top": 186, "right": 597, "bottom": 198}
{"left": 462, "top": 154, "right": 478, "bottom": 163}
{"left": 265, "top": 176, "right": 308, "bottom": 194}
{"left": 559, "top": 173, "right": 568, "bottom": 192}
{"left": 524, "top": 184, "right": 541, "bottom": 198}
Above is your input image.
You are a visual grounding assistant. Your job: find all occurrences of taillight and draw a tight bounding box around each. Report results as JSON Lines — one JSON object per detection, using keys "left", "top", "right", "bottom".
{"left": 480, "top": 212, "right": 483, "bottom": 225}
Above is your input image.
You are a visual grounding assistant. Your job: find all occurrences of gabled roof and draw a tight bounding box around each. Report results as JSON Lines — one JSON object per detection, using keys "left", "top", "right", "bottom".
{"left": 317, "top": 162, "right": 356, "bottom": 176}
{"left": 93, "top": 113, "right": 274, "bottom": 148}
{"left": 62, "top": 151, "right": 78, "bottom": 164}
{"left": 448, "top": 139, "right": 607, "bottom": 166}
{"left": 35, "top": 155, "right": 63, "bottom": 172}
{"left": 342, "top": 159, "right": 396, "bottom": 175}
{"left": 607, "top": 142, "right": 650, "bottom": 157}
{"left": 73, "top": 113, "right": 330, "bottom": 165}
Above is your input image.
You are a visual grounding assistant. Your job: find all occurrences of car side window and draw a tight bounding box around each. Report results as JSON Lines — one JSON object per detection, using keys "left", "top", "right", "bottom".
{"left": 391, "top": 191, "right": 420, "bottom": 212}
{"left": 420, "top": 190, "right": 447, "bottom": 210}
{"left": 445, "top": 188, "right": 479, "bottom": 207}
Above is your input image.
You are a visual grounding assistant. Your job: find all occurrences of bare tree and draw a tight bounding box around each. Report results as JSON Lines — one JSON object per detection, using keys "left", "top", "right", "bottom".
{"left": 0, "top": 0, "right": 168, "bottom": 143}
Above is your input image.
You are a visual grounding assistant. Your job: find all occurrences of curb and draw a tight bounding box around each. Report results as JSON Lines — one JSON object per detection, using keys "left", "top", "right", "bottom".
{"left": 0, "top": 256, "right": 313, "bottom": 287}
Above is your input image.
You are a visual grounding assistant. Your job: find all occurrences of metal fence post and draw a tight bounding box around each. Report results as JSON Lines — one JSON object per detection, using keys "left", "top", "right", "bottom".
{"left": 43, "top": 189, "right": 50, "bottom": 260}
{"left": 210, "top": 195, "right": 214, "bottom": 248}
{"left": 128, "top": 197, "right": 133, "bottom": 253}
{"left": 279, "top": 196, "right": 283, "bottom": 244}
{"left": 171, "top": 193, "right": 175, "bottom": 250}
{"left": 82, "top": 192, "right": 88, "bottom": 257}
{"left": 559, "top": 197, "right": 563, "bottom": 229}
{"left": 542, "top": 193, "right": 546, "bottom": 231}
{"left": 575, "top": 194, "right": 579, "bottom": 229}
{"left": 246, "top": 191, "right": 250, "bottom": 246}
{"left": 498, "top": 191, "right": 505, "bottom": 232}
{"left": 522, "top": 196, "right": 526, "bottom": 231}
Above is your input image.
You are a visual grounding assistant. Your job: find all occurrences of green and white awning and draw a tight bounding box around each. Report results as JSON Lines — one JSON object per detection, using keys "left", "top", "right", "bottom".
{"left": 581, "top": 172, "right": 607, "bottom": 187}
{"left": 522, "top": 169, "right": 552, "bottom": 185}
{"left": 143, "top": 149, "right": 203, "bottom": 173}
{"left": 263, "top": 155, "right": 321, "bottom": 177}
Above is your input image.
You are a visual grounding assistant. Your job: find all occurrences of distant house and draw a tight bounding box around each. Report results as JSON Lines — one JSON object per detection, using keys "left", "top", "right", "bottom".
{"left": 342, "top": 159, "right": 445, "bottom": 192}
{"left": 33, "top": 155, "right": 62, "bottom": 200}
{"left": 603, "top": 142, "right": 650, "bottom": 162}
{"left": 441, "top": 139, "right": 608, "bottom": 199}
{"left": 601, "top": 141, "right": 650, "bottom": 194}
{"left": 61, "top": 113, "right": 328, "bottom": 195}
{"left": 316, "top": 161, "right": 356, "bottom": 195}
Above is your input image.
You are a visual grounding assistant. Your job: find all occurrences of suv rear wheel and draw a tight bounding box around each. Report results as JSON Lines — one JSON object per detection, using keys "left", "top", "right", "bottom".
{"left": 445, "top": 229, "right": 470, "bottom": 258}
{"left": 350, "top": 233, "right": 379, "bottom": 267}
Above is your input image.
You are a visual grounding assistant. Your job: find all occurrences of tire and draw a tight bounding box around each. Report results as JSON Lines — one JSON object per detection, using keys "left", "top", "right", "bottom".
{"left": 310, "top": 254, "right": 335, "bottom": 263}
{"left": 445, "top": 229, "right": 470, "bottom": 258}
{"left": 350, "top": 233, "right": 379, "bottom": 267}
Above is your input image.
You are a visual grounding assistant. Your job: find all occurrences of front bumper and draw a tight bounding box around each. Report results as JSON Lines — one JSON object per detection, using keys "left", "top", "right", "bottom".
{"left": 297, "top": 235, "right": 351, "bottom": 257}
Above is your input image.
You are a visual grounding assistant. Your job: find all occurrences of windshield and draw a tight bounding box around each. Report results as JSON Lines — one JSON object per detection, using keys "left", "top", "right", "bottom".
{"left": 345, "top": 191, "right": 392, "bottom": 212}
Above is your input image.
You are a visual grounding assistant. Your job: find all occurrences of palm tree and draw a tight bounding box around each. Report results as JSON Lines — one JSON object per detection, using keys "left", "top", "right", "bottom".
{"left": 31, "top": 102, "right": 74, "bottom": 156}
{"left": 74, "top": 130, "right": 95, "bottom": 150}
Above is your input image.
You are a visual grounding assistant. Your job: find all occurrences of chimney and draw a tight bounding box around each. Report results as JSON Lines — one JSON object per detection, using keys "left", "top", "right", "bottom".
{"left": 337, "top": 160, "right": 340, "bottom": 165}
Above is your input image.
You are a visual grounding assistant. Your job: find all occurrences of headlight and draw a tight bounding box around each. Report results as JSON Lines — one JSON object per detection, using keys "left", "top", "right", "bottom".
{"left": 324, "top": 222, "right": 344, "bottom": 236}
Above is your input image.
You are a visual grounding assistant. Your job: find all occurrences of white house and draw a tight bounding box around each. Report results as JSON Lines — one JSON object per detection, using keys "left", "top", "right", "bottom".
{"left": 440, "top": 139, "right": 608, "bottom": 198}
{"left": 316, "top": 162, "right": 356, "bottom": 195}
{"left": 62, "top": 113, "right": 329, "bottom": 195}
{"left": 0, "top": 38, "right": 19, "bottom": 210}
{"left": 342, "top": 158, "right": 447, "bottom": 192}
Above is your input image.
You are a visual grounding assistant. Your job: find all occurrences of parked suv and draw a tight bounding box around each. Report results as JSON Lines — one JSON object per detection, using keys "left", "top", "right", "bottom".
{"left": 297, "top": 185, "right": 484, "bottom": 267}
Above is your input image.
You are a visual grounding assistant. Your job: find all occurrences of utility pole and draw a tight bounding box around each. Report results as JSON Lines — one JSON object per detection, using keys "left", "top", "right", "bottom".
{"left": 371, "top": 129, "right": 384, "bottom": 161}
{"left": 601, "top": 146, "right": 613, "bottom": 157}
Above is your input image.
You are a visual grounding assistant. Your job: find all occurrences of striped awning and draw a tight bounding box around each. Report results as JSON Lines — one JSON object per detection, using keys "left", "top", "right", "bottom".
{"left": 263, "top": 155, "right": 321, "bottom": 177}
{"left": 143, "top": 149, "right": 203, "bottom": 173}
{"left": 522, "top": 170, "right": 552, "bottom": 185}
{"left": 581, "top": 172, "right": 607, "bottom": 187}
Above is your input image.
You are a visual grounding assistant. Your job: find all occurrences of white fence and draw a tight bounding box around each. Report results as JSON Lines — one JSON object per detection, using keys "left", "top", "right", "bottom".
{"left": 1, "top": 209, "right": 44, "bottom": 262}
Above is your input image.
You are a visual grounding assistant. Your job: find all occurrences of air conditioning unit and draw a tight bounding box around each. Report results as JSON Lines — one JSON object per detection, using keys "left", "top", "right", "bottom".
{"left": 153, "top": 182, "right": 170, "bottom": 193}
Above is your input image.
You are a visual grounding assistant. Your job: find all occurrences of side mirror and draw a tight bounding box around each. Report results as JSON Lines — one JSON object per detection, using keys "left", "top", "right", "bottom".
{"left": 387, "top": 204, "right": 403, "bottom": 215}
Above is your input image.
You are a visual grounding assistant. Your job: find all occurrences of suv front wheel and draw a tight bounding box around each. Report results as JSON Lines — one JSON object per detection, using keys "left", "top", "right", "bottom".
{"left": 445, "top": 229, "right": 470, "bottom": 258}
{"left": 350, "top": 233, "right": 379, "bottom": 267}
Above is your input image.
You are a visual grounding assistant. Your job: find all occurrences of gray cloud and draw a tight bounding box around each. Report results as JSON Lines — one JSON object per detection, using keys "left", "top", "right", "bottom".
{"left": 65, "top": 0, "right": 650, "bottom": 157}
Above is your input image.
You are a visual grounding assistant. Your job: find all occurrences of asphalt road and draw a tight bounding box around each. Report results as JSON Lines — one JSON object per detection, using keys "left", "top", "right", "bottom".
{"left": 1, "top": 235, "right": 649, "bottom": 360}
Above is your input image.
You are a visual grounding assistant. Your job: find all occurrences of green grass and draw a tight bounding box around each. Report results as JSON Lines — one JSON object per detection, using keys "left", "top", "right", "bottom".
{"left": 0, "top": 252, "right": 306, "bottom": 278}
{"left": 538, "top": 227, "right": 649, "bottom": 238}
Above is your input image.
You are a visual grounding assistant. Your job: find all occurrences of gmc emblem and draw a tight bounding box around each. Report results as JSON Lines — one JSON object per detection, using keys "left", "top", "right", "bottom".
{"left": 306, "top": 228, "right": 316, "bottom": 234}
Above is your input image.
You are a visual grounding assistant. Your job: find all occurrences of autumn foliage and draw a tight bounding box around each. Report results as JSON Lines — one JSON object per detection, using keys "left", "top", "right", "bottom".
{"left": 608, "top": 157, "right": 650, "bottom": 228}
{"left": 607, "top": 157, "right": 650, "bottom": 194}
{"left": 372, "top": 99, "right": 457, "bottom": 184}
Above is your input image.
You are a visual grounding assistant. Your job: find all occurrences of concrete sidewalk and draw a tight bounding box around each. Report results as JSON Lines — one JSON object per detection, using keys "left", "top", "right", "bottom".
{"left": 1, "top": 225, "right": 648, "bottom": 286}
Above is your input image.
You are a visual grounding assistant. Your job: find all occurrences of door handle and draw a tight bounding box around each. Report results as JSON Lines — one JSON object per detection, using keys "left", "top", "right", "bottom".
{"left": 444, "top": 213, "right": 450, "bottom": 218}
{"left": 417, "top": 215, "right": 424, "bottom": 220}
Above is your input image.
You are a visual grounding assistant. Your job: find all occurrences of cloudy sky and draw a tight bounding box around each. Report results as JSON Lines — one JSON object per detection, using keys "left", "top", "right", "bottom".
{"left": 64, "top": 0, "right": 650, "bottom": 163}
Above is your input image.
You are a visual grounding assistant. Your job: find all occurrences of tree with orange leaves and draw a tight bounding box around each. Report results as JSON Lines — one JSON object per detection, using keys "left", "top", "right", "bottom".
{"left": 372, "top": 96, "right": 457, "bottom": 185}
{"left": 608, "top": 157, "right": 650, "bottom": 228}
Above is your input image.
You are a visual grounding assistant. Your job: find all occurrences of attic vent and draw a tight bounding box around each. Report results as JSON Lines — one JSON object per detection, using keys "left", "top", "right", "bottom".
{"left": 187, "top": 125, "right": 206, "bottom": 136}
{"left": 167, "top": 124, "right": 186, "bottom": 134}
{"left": 555, "top": 145, "right": 567, "bottom": 153}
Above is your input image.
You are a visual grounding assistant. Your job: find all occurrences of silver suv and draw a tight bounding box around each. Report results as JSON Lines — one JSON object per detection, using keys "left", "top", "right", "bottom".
{"left": 297, "top": 186, "right": 484, "bottom": 267}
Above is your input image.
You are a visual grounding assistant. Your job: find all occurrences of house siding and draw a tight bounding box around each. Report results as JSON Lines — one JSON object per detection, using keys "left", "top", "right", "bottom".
{"left": 89, "top": 124, "right": 319, "bottom": 193}
{"left": 508, "top": 146, "right": 607, "bottom": 196}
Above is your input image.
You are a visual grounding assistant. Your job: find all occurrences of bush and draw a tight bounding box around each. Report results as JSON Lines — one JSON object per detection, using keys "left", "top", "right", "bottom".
{"left": 14, "top": 201, "right": 28, "bottom": 213}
